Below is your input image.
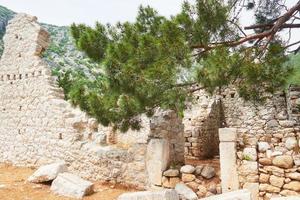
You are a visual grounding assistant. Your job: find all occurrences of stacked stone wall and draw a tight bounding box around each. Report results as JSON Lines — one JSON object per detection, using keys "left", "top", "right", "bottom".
{"left": 0, "top": 14, "right": 185, "bottom": 189}
{"left": 183, "top": 90, "right": 224, "bottom": 160}
{"left": 220, "top": 87, "right": 300, "bottom": 199}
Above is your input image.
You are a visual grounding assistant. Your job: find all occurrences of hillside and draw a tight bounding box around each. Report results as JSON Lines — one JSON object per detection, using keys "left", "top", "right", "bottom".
{"left": 0, "top": 5, "right": 96, "bottom": 74}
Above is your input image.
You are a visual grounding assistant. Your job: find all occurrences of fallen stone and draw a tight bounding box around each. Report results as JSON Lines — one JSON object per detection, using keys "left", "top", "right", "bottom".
{"left": 200, "top": 189, "right": 251, "bottom": 200}
{"left": 175, "top": 183, "right": 198, "bottom": 200}
{"left": 28, "top": 162, "right": 67, "bottom": 183}
{"left": 273, "top": 155, "right": 294, "bottom": 169}
{"left": 50, "top": 173, "right": 94, "bottom": 199}
{"left": 163, "top": 169, "right": 179, "bottom": 177}
{"left": 195, "top": 165, "right": 204, "bottom": 175}
{"left": 117, "top": 189, "right": 179, "bottom": 200}
{"left": 180, "top": 165, "right": 195, "bottom": 174}
{"left": 182, "top": 173, "right": 196, "bottom": 182}
{"left": 201, "top": 166, "right": 216, "bottom": 179}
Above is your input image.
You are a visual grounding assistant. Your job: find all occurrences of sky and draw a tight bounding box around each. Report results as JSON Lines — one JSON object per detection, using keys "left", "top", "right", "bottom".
{"left": 0, "top": 0, "right": 299, "bottom": 48}
{"left": 0, "top": 0, "right": 186, "bottom": 26}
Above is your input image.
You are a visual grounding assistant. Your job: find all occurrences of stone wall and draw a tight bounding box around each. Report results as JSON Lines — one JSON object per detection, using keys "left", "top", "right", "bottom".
{"left": 220, "top": 87, "right": 300, "bottom": 199}
{"left": 183, "top": 90, "right": 224, "bottom": 160}
{"left": 0, "top": 14, "right": 185, "bottom": 189}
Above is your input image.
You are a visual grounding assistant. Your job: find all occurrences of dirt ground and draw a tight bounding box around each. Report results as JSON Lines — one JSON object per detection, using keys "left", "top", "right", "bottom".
{"left": 0, "top": 164, "right": 136, "bottom": 200}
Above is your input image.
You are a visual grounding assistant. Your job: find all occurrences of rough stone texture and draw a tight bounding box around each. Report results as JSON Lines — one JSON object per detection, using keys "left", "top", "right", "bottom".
{"left": 201, "top": 166, "right": 216, "bottom": 179}
{"left": 183, "top": 90, "right": 224, "bottom": 159}
{"left": 50, "top": 173, "right": 94, "bottom": 199}
{"left": 180, "top": 165, "right": 195, "bottom": 174}
{"left": 272, "top": 156, "right": 294, "bottom": 169}
{"left": 200, "top": 189, "right": 251, "bottom": 200}
{"left": 117, "top": 189, "right": 179, "bottom": 200}
{"left": 219, "top": 128, "right": 239, "bottom": 193}
{"left": 0, "top": 14, "right": 185, "bottom": 189}
{"left": 146, "top": 139, "right": 170, "bottom": 186}
{"left": 163, "top": 169, "right": 179, "bottom": 177}
{"left": 27, "top": 162, "right": 67, "bottom": 183}
{"left": 175, "top": 183, "right": 198, "bottom": 200}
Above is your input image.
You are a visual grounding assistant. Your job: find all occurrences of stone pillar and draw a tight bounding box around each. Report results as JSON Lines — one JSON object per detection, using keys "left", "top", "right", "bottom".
{"left": 146, "top": 139, "right": 170, "bottom": 186}
{"left": 219, "top": 128, "right": 239, "bottom": 193}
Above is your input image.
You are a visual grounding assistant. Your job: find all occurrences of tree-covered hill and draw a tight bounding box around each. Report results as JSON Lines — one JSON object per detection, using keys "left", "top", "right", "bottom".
{"left": 0, "top": 5, "right": 97, "bottom": 74}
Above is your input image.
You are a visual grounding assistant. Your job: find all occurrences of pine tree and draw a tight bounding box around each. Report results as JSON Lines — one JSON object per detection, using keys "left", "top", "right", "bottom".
{"left": 62, "top": 0, "right": 299, "bottom": 131}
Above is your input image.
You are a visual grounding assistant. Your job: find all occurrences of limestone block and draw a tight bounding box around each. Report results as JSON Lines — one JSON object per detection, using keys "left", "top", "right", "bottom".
{"left": 219, "top": 128, "right": 237, "bottom": 142}
{"left": 163, "top": 169, "right": 179, "bottom": 177}
{"left": 201, "top": 166, "right": 216, "bottom": 179}
{"left": 50, "top": 173, "right": 94, "bottom": 199}
{"left": 271, "top": 197, "right": 300, "bottom": 200}
{"left": 286, "top": 172, "right": 300, "bottom": 181}
{"left": 219, "top": 138, "right": 239, "bottom": 192}
{"left": 117, "top": 189, "right": 179, "bottom": 200}
{"left": 182, "top": 174, "right": 196, "bottom": 182}
{"left": 285, "top": 137, "right": 297, "bottom": 150}
{"left": 27, "top": 161, "right": 67, "bottom": 183}
{"left": 175, "top": 183, "right": 198, "bottom": 200}
{"left": 243, "top": 147, "right": 257, "bottom": 161}
{"left": 258, "top": 142, "right": 270, "bottom": 152}
{"left": 259, "top": 184, "right": 281, "bottom": 193}
{"left": 146, "top": 139, "right": 170, "bottom": 186}
{"left": 180, "top": 165, "right": 195, "bottom": 174}
{"left": 243, "top": 183, "right": 259, "bottom": 200}
{"left": 200, "top": 189, "right": 251, "bottom": 200}
{"left": 269, "top": 175, "right": 285, "bottom": 188}
{"left": 272, "top": 155, "right": 294, "bottom": 169}
{"left": 283, "top": 181, "right": 300, "bottom": 192}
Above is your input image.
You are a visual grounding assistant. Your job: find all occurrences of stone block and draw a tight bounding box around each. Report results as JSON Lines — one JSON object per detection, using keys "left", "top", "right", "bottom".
{"left": 243, "top": 183, "right": 259, "bottom": 200}
{"left": 219, "top": 128, "right": 237, "bottom": 142}
{"left": 146, "top": 139, "right": 170, "bottom": 186}
{"left": 175, "top": 183, "right": 198, "bottom": 200}
{"left": 117, "top": 189, "right": 179, "bottom": 200}
{"left": 200, "top": 189, "right": 251, "bottom": 200}
{"left": 272, "top": 155, "right": 294, "bottom": 169}
{"left": 28, "top": 161, "right": 67, "bottom": 183}
{"left": 219, "top": 140, "right": 239, "bottom": 192}
{"left": 50, "top": 173, "right": 94, "bottom": 199}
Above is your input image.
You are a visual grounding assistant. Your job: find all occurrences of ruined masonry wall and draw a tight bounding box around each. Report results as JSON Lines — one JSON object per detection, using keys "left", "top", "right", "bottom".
{"left": 183, "top": 90, "right": 224, "bottom": 160}
{"left": 221, "top": 87, "right": 300, "bottom": 199}
{"left": 0, "top": 14, "right": 185, "bottom": 189}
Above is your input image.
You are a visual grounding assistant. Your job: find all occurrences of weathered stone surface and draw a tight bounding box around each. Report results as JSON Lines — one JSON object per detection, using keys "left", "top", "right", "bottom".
{"left": 219, "top": 131, "right": 239, "bottom": 193}
{"left": 175, "top": 183, "right": 198, "bottom": 200}
{"left": 259, "top": 173, "right": 270, "bottom": 183}
{"left": 182, "top": 174, "right": 196, "bottom": 182}
{"left": 259, "top": 184, "right": 281, "bottom": 193}
{"left": 286, "top": 172, "right": 300, "bottom": 181}
{"left": 50, "top": 173, "right": 94, "bottom": 199}
{"left": 200, "top": 189, "right": 251, "bottom": 200}
{"left": 197, "top": 185, "right": 207, "bottom": 198}
{"left": 239, "top": 161, "right": 258, "bottom": 175}
{"left": 243, "top": 147, "right": 257, "bottom": 161}
{"left": 186, "top": 181, "right": 199, "bottom": 192}
{"left": 180, "top": 165, "right": 195, "bottom": 174}
{"left": 243, "top": 183, "right": 259, "bottom": 200}
{"left": 201, "top": 166, "right": 216, "bottom": 179}
{"left": 271, "top": 197, "right": 300, "bottom": 200}
{"left": 272, "top": 156, "right": 294, "bottom": 169}
{"left": 28, "top": 162, "right": 67, "bottom": 183}
{"left": 258, "top": 142, "right": 271, "bottom": 152}
{"left": 146, "top": 139, "right": 170, "bottom": 186}
{"left": 269, "top": 175, "right": 285, "bottom": 188}
{"left": 279, "top": 189, "right": 299, "bottom": 196}
{"left": 195, "top": 165, "right": 204, "bottom": 175}
{"left": 117, "top": 189, "right": 179, "bottom": 200}
{"left": 163, "top": 169, "right": 179, "bottom": 177}
{"left": 285, "top": 137, "right": 298, "bottom": 150}
{"left": 283, "top": 181, "right": 300, "bottom": 192}
{"left": 259, "top": 158, "right": 272, "bottom": 165}
{"left": 219, "top": 128, "right": 237, "bottom": 142}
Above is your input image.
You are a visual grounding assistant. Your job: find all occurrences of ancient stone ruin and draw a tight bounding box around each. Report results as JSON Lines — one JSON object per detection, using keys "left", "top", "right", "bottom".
{"left": 0, "top": 14, "right": 300, "bottom": 200}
